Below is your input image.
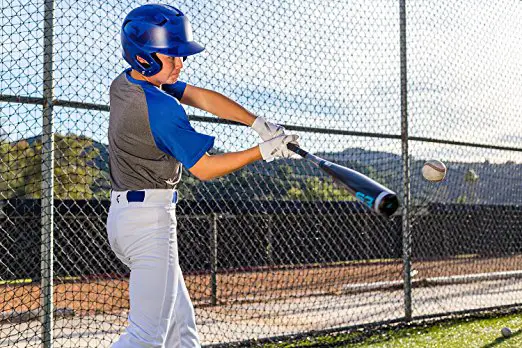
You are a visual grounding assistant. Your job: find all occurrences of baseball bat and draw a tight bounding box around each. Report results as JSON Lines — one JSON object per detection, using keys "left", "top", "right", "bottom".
{"left": 287, "top": 143, "right": 400, "bottom": 217}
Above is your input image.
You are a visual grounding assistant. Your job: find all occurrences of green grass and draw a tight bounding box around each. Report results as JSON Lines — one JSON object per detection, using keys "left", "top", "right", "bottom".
{"left": 263, "top": 311, "right": 522, "bottom": 347}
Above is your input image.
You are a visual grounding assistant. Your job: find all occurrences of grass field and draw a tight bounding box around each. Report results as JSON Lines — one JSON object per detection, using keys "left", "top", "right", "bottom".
{"left": 263, "top": 311, "right": 522, "bottom": 347}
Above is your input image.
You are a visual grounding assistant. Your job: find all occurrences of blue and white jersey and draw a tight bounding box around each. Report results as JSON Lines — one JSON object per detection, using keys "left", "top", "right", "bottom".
{"left": 108, "top": 69, "right": 214, "bottom": 191}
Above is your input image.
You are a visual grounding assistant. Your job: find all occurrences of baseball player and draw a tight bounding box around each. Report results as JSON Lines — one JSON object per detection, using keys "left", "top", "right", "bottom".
{"left": 107, "top": 4, "right": 298, "bottom": 347}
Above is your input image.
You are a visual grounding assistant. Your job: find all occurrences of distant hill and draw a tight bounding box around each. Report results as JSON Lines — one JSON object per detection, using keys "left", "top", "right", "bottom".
{"left": 280, "top": 147, "right": 522, "bottom": 205}
{"left": 15, "top": 134, "right": 522, "bottom": 205}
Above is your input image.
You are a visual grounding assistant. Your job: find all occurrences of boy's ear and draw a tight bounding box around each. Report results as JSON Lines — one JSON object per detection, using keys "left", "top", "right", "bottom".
{"left": 136, "top": 55, "right": 151, "bottom": 68}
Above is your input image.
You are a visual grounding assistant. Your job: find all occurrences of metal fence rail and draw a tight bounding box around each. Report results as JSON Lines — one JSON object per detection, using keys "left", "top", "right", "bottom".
{"left": 1, "top": 0, "right": 522, "bottom": 346}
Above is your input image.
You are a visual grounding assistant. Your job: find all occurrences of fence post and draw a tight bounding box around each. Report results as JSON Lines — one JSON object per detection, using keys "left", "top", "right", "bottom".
{"left": 41, "top": 0, "right": 55, "bottom": 346}
{"left": 266, "top": 215, "right": 274, "bottom": 266}
{"left": 210, "top": 213, "right": 218, "bottom": 305}
{"left": 399, "top": 0, "right": 412, "bottom": 321}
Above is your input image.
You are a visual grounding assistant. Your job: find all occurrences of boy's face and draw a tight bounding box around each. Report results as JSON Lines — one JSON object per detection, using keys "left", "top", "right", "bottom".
{"left": 137, "top": 53, "right": 183, "bottom": 86}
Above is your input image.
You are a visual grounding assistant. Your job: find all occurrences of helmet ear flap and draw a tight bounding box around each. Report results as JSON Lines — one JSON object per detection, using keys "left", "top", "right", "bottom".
{"left": 135, "top": 55, "right": 151, "bottom": 69}
{"left": 135, "top": 53, "right": 163, "bottom": 76}
{"left": 150, "top": 53, "right": 163, "bottom": 71}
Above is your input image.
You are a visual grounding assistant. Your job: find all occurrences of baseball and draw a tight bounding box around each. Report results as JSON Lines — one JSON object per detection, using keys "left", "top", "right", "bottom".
{"left": 501, "top": 327, "right": 512, "bottom": 338}
{"left": 422, "top": 160, "right": 447, "bottom": 182}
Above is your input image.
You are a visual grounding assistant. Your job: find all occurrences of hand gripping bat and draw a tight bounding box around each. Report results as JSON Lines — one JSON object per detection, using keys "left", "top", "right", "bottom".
{"left": 287, "top": 143, "right": 400, "bottom": 217}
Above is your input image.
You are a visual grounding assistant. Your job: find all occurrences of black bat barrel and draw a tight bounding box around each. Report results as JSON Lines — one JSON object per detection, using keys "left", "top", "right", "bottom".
{"left": 319, "top": 160, "right": 399, "bottom": 217}
{"left": 287, "top": 143, "right": 399, "bottom": 217}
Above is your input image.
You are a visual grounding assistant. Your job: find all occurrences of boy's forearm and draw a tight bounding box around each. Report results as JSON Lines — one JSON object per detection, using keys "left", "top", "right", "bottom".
{"left": 201, "top": 89, "right": 257, "bottom": 126}
{"left": 195, "top": 147, "right": 262, "bottom": 180}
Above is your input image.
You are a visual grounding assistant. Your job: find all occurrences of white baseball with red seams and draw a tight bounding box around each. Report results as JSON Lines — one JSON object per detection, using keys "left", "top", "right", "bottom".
{"left": 422, "top": 160, "right": 447, "bottom": 182}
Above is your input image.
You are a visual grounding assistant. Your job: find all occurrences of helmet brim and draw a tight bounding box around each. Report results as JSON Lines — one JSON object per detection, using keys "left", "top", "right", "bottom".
{"left": 158, "top": 41, "right": 205, "bottom": 58}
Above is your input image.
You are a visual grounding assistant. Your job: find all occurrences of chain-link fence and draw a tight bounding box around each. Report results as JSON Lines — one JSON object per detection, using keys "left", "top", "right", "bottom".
{"left": 1, "top": 0, "right": 522, "bottom": 346}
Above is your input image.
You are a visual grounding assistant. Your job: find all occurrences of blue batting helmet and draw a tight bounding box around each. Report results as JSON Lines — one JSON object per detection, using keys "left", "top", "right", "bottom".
{"left": 121, "top": 4, "right": 204, "bottom": 76}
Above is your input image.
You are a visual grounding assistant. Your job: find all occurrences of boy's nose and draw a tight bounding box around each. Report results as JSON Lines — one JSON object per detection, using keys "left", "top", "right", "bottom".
{"left": 175, "top": 57, "right": 183, "bottom": 69}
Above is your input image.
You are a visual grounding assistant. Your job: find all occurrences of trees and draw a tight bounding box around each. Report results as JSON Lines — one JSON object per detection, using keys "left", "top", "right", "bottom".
{"left": 456, "top": 169, "right": 480, "bottom": 204}
{"left": 0, "top": 140, "right": 40, "bottom": 198}
{"left": 0, "top": 134, "right": 105, "bottom": 199}
{"left": 285, "top": 177, "right": 355, "bottom": 201}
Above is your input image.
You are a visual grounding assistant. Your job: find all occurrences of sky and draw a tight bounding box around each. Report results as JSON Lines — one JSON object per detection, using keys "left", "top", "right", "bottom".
{"left": 1, "top": 0, "right": 522, "bottom": 163}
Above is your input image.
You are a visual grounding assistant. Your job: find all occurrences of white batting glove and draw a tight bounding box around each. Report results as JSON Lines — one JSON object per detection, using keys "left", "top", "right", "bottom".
{"left": 251, "top": 116, "right": 285, "bottom": 141}
{"left": 259, "top": 134, "right": 300, "bottom": 162}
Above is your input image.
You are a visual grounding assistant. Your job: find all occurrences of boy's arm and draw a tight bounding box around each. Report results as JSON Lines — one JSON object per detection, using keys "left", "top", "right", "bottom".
{"left": 180, "top": 84, "right": 256, "bottom": 126}
{"left": 189, "top": 147, "right": 261, "bottom": 181}
{"left": 180, "top": 84, "right": 287, "bottom": 142}
{"left": 189, "top": 134, "right": 299, "bottom": 181}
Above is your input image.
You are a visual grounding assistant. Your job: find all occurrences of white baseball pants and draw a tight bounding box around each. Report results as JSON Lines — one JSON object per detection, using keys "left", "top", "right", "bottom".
{"left": 107, "top": 189, "right": 200, "bottom": 348}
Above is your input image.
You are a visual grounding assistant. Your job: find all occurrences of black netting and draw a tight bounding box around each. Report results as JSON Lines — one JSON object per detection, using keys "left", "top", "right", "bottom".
{"left": 1, "top": 0, "right": 522, "bottom": 346}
